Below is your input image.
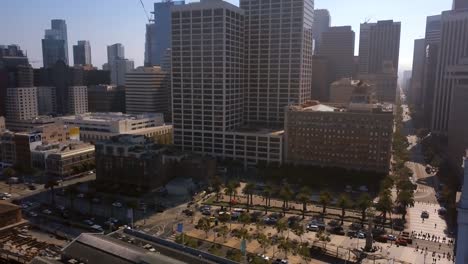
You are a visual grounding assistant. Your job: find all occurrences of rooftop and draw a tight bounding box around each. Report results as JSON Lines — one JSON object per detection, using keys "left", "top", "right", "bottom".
{"left": 0, "top": 201, "right": 20, "bottom": 215}
{"left": 288, "top": 100, "right": 393, "bottom": 114}
{"left": 60, "top": 112, "right": 163, "bottom": 123}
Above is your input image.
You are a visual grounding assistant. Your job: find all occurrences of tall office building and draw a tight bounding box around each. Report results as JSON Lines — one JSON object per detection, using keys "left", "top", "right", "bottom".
{"left": 358, "top": 20, "right": 401, "bottom": 75}
{"left": 88, "top": 85, "right": 125, "bottom": 113}
{"left": 446, "top": 59, "right": 468, "bottom": 180}
{"left": 312, "top": 9, "right": 331, "bottom": 54}
{"left": 125, "top": 66, "right": 169, "bottom": 117}
{"left": 171, "top": 0, "right": 245, "bottom": 149}
{"left": 241, "top": 0, "right": 314, "bottom": 125}
{"left": 73, "top": 40, "right": 92, "bottom": 66}
{"left": 36, "top": 86, "right": 56, "bottom": 115}
{"left": 107, "top": 43, "right": 124, "bottom": 65}
{"left": 106, "top": 44, "right": 134, "bottom": 86}
{"left": 431, "top": 9, "right": 468, "bottom": 133}
{"left": 317, "top": 26, "right": 355, "bottom": 81}
{"left": 311, "top": 55, "right": 330, "bottom": 101}
{"left": 42, "top": 19, "right": 68, "bottom": 68}
{"left": 410, "top": 38, "right": 426, "bottom": 109}
{"left": 422, "top": 15, "right": 441, "bottom": 128}
{"left": 145, "top": 1, "right": 185, "bottom": 67}
{"left": 68, "top": 86, "right": 88, "bottom": 115}
{"left": 453, "top": 0, "right": 468, "bottom": 10}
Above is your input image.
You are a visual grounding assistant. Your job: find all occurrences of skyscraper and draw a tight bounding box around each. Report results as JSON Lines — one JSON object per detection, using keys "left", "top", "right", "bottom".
{"left": 312, "top": 9, "right": 331, "bottom": 54}
{"left": 145, "top": 1, "right": 185, "bottom": 67}
{"left": 358, "top": 20, "right": 401, "bottom": 75}
{"left": 409, "top": 38, "right": 426, "bottom": 109}
{"left": 41, "top": 19, "right": 68, "bottom": 68}
{"left": 73, "top": 40, "right": 92, "bottom": 66}
{"left": 241, "top": 0, "right": 314, "bottom": 125}
{"left": 431, "top": 9, "right": 468, "bottom": 133}
{"left": 317, "top": 26, "right": 355, "bottom": 81}
{"left": 422, "top": 15, "right": 441, "bottom": 128}
{"left": 106, "top": 44, "right": 134, "bottom": 86}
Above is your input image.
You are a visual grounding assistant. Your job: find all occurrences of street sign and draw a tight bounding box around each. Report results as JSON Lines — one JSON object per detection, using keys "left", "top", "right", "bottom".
{"left": 177, "top": 223, "right": 183, "bottom": 233}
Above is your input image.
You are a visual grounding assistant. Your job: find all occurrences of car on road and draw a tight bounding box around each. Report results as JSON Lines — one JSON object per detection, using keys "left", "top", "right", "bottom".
{"left": 77, "top": 193, "right": 85, "bottom": 198}
{"left": 356, "top": 231, "right": 366, "bottom": 239}
{"left": 201, "top": 209, "right": 211, "bottom": 216}
{"left": 56, "top": 205, "right": 65, "bottom": 211}
{"left": 91, "top": 197, "right": 101, "bottom": 204}
{"left": 395, "top": 238, "right": 408, "bottom": 246}
{"left": 28, "top": 211, "right": 38, "bottom": 217}
{"left": 91, "top": 224, "right": 104, "bottom": 232}
{"left": 272, "top": 259, "right": 288, "bottom": 264}
{"left": 21, "top": 203, "right": 29, "bottom": 209}
{"left": 42, "top": 209, "right": 52, "bottom": 215}
{"left": 112, "top": 202, "right": 123, "bottom": 208}
{"left": 28, "top": 184, "right": 37, "bottom": 190}
{"left": 182, "top": 209, "right": 194, "bottom": 216}
{"left": 263, "top": 216, "right": 278, "bottom": 225}
{"left": 387, "top": 234, "right": 397, "bottom": 241}
{"left": 84, "top": 219, "right": 94, "bottom": 226}
{"left": 307, "top": 224, "right": 319, "bottom": 232}
{"left": 421, "top": 211, "right": 429, "bottom": 219}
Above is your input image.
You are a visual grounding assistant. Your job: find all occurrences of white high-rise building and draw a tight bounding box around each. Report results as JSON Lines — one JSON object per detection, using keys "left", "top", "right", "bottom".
{"left": 431, "top": 9, "right": 468, "bottom": 134}
{"left": 241, "top": 0, "right": 314, "bottom": 125}
{"left": 125, "top": 66, "right": 169, "bottom": 116}
{"left": 106, "top": 43, "right": 134, "bottom": 86}
{"left": 68, "top": 86, "right": 88, "bottom": 115}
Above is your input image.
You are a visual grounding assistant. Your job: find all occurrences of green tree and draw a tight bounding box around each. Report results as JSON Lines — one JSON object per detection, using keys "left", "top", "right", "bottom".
{"left": 356, "top": 193, "right": 372, "bottom": 223}
{"left": 319, "top": 190, "right": 332, "bottom": 215}
{"left": 242, "top": 182, "right": 255, "bottom": 212}
{"left": 196, "top": 217, "right": 212, "bottom": 239}
{"left": 217, "top": 224, "right": 229, "bottom": 243}
{"left": 375, "top": 190, "right": 393, "bottom": 224}
{"left": 275, "top": 218, "right": 288, "bottom": 237}
{"left": 239, "top": 212, "right": 251, "bottom": 227}
{"left": 291, "top": 222, "right": 305, "bottom": 244}
{"left": 256, "top": 233, "right": 270, "bottom": 254}
{"left": 337, "top": 194, "right": 352, "bottom": 225}
{"left": 396, "top": 189, "right": 414, "bottom": 221}
{"left": 210, "top": 175, "right": 223, "bottom": 202}
{"left": 296, "top": 186, "right": 312, "bottom": 219}
{"left": 278, "top": 237, "right": 292, "bottom": 259}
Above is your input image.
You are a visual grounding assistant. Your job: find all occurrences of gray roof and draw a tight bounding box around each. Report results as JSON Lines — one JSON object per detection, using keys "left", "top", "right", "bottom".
{"left": 62, "top": 233, "right": 187, "bottom": 264}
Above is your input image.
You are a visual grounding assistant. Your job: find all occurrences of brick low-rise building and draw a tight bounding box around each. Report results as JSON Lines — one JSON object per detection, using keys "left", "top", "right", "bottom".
{"left": 44, "top": 141, "right": 95, "bottom": 177}
{"left": 285, "top": 88, "right": 393, "bottom": 173}
{"left": 0, "top": 201, "right": 21, "bottom": 228}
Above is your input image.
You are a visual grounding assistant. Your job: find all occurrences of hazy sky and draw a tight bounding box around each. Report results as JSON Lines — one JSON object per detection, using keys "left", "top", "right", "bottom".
{"left": 0, "top": 0, "right": 451, "bottom": 71}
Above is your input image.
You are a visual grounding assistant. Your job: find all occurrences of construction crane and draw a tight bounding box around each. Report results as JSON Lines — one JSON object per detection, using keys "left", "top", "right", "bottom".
{"left": 139, "top": 0, "right": 151, "bottom": 23}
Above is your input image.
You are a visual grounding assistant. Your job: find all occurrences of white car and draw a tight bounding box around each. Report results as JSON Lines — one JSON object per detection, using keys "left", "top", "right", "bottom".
{"left": 84, "top": 219, "right": 94, "bottom": 226}
{"left": 42, "top": 209, "right": 52, "bottom": 215}
{"left": 77, "top": 193, "right": 85, "bottom": 198}
{"left": 29, "top": 211, "right": 38, "bottom": 217}
{"left": 112, "top": 202, "right": 122, "bottom": 208}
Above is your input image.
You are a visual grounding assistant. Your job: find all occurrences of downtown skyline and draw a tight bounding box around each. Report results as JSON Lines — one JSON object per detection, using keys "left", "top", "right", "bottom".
{"left": 0, "top": 0, "right": 451, "bottom": 70}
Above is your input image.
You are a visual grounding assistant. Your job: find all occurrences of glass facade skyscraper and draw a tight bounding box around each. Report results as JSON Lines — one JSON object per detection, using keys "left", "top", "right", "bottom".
{"left": 41, "top": 19, "right": 68, "bottom": 68}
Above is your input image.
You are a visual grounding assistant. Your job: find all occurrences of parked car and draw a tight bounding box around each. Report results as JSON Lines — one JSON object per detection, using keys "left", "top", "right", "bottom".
{"left": 307, "top": 224, "right": 319, "bottom": 232}
{"left": 112, "top": 202, "right": 123, "bottom": 208}
{"left": 42, "top": 209, "right": 52, "bottom": 215}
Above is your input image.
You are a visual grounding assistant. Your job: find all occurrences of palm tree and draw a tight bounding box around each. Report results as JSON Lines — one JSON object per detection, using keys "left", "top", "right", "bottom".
{"left": 337, "top": 194, "right": 352, "bottom": 225}
{"left": 210, "top": 175, "right": 223, "bottom": 202}
{"left": 275, "top": 219, "right": 288, "bottom": 238}
{"left": 224, "top": 181, "right": 238, "bottom": 210}
{"left": 396, "top": 189, "right": 414, "bottom": 221}
{"left": 375, "top": 190, "right": 393, "bottom": 224}
{"left": 44, "top": 179, "right": 58, "bottom": 206}
{"left": 256, "top": 233, "right": 270, "bottom": 254}
{"left": 242, "top": 182, "right": 255, "bottom": 212}
{"left": 296, "top": 186, "right": 312, "bottom": 219}
{"left": 291, "top": 222, "right": 305, "bottom": 244}
{"left": 278, "top": 237, "right": 292, "bottom": 259}
{"left": 318, "top": 191, "right": 332, "bottom": 216}
{"left": 279, "top": 184, "right": 293, "bottom": 215}
{"left": 356, "top": 193, "right": 372, "bottom": 223}
{"left": 262, "top": 184, "right": 273, "bottom": 215}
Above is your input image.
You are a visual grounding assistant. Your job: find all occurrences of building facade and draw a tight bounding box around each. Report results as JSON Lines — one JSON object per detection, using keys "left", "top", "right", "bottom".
{"left": 455, "top": 150, "right": 468, "bottom": 264}
{"left": 59, "top": 112, "right": 172, "bottom": 144}
{"left": 358, "top": 20, "right": 401, "bottom": 75}
{"left": 446, "top": 60, "right": 468, "bottom": 179}
{"left": 0, "top": 201, "right": 21, "bottom": 228}
{"left": 87, "top": 85, "right": 125, "bottom": 113}
{"left": 317, "top": 26, "right": 355, "bottom": 81}
{"left": 36, "top": 86, "right": 56, "bottom": 115}
{"left": 312, "top": 9, "right": 331, "bottom": 54}
{"left": 0, "top": 116, "right": 4, "bottom": 131}
{"left": 431, "top": 9, "right": 468, "bottom": 134}
{"left": 410, "top": 38, "right": 426, "bottom": 109}
{"left": 359, "top": 61, "right": 398, "bottom": 103}
{"left": 125, "top": 66, "right": 169, "bottom": 116}
{"left": 311, "top": 55, "right": 330, "bottom": 101}
{"left": 330, "top": 79, "right": 374, "bottom": 104}
{"left": 44, "top": 142, "right": 95, "bottom": 177}
{"left": 422, "top": 15, "right": 441, "bottom": 128}
{"left": 41, "top": 19, "right": 68, "bottom": 68}
{"left": 73, "top": 40, "right": 92, "bottom": 66}
{"left": 241, "top": 0, "right": 314, "bottom": 125}
{"left": 6, "top": 87, "right": 38, "bottom": 121}
{"left": 68, "top": 86, "right": 88, "bottom": 115}
{"left": 285, "top": 100, "right": 393, "bottom": 173}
